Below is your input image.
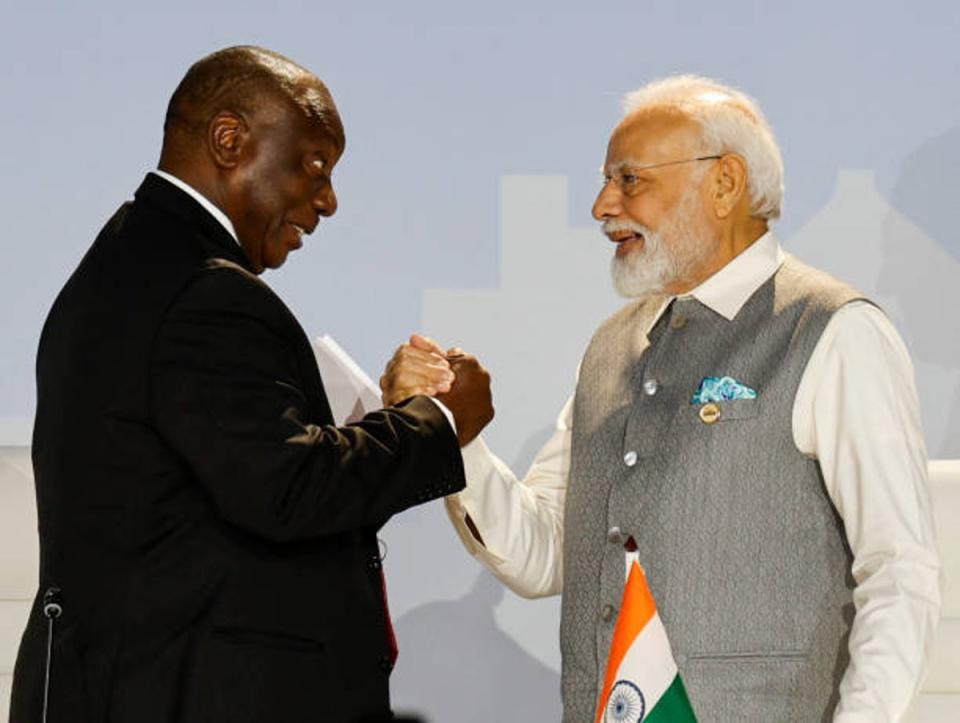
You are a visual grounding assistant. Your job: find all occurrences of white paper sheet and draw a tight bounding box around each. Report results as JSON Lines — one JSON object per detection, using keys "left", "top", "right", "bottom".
{"left": 312, "top": 335, "right": 383, "bottom": 425}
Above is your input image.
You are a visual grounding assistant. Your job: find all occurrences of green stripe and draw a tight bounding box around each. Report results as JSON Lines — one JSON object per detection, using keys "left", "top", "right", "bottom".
{"left": 644, "top": 675, "right": 698, "bottom": 722}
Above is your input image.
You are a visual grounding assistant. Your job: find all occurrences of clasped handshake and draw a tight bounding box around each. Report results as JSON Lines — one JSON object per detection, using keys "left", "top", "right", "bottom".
{"left": 380, "top": 334, "right": 494, "bottom": 448}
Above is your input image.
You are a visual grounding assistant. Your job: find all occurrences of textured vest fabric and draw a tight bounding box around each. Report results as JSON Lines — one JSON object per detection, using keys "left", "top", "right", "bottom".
{"left": 562, "top": 255, "right": 864, "bottom": 722}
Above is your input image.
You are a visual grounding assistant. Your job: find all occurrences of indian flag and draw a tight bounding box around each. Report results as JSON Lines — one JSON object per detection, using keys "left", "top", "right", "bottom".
{"left": 594, "top": 551, "right": 698, "bottom": 723}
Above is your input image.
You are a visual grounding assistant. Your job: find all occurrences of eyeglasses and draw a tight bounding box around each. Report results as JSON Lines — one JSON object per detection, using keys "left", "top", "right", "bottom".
{"left": 601, "top": 155, "right": 722, "bottom": 197}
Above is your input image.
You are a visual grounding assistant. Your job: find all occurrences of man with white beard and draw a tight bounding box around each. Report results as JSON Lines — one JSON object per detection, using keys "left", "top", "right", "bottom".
{"left": 382, "top": 76, "right": 941, "bottom": 721}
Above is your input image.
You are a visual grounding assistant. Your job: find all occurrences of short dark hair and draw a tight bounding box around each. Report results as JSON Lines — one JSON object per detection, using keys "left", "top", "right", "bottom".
{"left": 163, "top": 45, "right": 342, "bottom": 146}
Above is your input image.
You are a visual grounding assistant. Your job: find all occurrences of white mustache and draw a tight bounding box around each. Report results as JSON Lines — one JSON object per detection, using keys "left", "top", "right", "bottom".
{"left": 601, "top": 219, "right": 652, "bottom": 238}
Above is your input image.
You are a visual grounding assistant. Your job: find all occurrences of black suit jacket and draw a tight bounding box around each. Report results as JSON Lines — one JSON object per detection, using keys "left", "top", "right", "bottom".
{"left": 10, "top": 174, "right": 464, "bottom": 723}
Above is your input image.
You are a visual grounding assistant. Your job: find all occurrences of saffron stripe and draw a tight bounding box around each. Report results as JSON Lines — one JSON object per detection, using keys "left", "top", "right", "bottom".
{"left": 594, "top": 557, "right": 657, "bottom": 722}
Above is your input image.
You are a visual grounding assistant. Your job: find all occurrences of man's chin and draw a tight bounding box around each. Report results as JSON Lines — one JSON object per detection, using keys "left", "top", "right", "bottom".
{"left": 261, "top": 247, "right": 294, "bottom": 273}
{"left": 610, "top": 255, "right": 666, "bottom": 298}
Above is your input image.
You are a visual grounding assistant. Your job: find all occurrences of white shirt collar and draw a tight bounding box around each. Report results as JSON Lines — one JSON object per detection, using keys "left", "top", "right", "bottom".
{"left": 151, "top": 170, "right": 239, "bottom": 245}
{"left": 659, "top": 231, "right": 784, "bottom": 322}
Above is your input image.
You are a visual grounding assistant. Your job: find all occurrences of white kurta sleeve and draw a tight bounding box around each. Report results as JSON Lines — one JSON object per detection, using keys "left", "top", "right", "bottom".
{"left": 444, "top": 395, "right": 573, "bottom": 598}
{"left": 792, "top": 301, "right": 942, "bottom": 721}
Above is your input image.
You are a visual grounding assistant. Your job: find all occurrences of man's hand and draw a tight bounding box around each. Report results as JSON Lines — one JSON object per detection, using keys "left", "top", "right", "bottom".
{"left": 407, "top": 336, "right": 494, "bottom": 447}
{"left": 380, "top": 334, "right": 455, "bottom": 406}
{"left": 436, "top": 353, "right": 494, "bottom": 447}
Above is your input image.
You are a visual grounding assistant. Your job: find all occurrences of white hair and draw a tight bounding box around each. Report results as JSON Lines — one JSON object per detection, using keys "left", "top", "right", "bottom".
{"left": 622, "top": 75, "right": 784, "bottom": 221}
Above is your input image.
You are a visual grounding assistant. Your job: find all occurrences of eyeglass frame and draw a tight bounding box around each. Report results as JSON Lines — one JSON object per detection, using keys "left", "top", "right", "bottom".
{"left": 600, "top": 155, "right": 723, "bottom": 196}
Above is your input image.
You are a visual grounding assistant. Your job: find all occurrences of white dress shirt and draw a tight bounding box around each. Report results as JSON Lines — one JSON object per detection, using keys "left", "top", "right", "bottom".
{"left": 445, "top": 233, "right": 941, "bottom": 721}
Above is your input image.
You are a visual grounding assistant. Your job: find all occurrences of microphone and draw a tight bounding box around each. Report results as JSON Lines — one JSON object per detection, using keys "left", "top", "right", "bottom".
{"left": 42, "top": 587, "right": 62, "bottom": 619}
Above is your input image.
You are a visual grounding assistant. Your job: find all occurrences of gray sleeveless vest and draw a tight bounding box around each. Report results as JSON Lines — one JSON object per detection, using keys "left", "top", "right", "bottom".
{"left": 562, "top": 256, "right": 864, "bottom": 722}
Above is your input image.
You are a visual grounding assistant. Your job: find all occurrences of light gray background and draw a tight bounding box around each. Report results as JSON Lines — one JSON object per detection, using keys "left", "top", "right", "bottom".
{"left": 2, "top": 2, "right": 958, "bottom": 720}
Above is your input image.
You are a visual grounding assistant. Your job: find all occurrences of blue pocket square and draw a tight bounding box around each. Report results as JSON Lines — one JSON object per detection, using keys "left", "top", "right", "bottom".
{"left": 691, "top": 376, "right": 758, "bottom": 404}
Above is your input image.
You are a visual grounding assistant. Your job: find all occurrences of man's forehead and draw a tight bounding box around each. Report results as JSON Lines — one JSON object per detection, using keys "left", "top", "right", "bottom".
{"left": 297, "top": 116, "right": 346, "bottom": 161}
{"left": 259, "top": 86, "right": 344, "bottom": 154}
{"left": 301, "top": 99, "right": 345, "bottom": 152}
{"left": 605, "top": 111, "right": 700, "bottom": 165}
{"left": 293, "top": 77, "right": 338, "bottom": 118}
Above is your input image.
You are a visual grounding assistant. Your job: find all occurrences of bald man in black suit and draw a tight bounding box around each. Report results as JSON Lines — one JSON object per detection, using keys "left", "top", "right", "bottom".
{"left": 11, "top": 45, "right": 492, "bottom": 723}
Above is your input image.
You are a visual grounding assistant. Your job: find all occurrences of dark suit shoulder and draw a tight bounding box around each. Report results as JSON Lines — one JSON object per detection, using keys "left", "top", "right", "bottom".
{"left": 162, "top": 257, "right": 306, "bottom": 349}
{"left": 170, "top": 257, "right": 278, "bottom": 311}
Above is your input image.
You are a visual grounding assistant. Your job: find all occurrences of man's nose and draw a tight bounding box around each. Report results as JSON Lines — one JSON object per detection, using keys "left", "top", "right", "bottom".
{"left": 314, "top": 183, "right": 338, "bottom": 217}
{"left": 591, "top": 182, "right": 622, "bottom": 221}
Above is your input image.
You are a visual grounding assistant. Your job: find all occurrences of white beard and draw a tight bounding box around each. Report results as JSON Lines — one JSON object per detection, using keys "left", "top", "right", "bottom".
{"left": 607, "top": 185, "right": 716, "bottom": 298}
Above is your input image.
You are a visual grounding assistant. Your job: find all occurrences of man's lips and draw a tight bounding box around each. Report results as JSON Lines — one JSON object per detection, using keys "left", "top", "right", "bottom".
{"left": 287, "top": 222, "right": 315, "bottom": 249}
{"left": 608, "top": 231, "right": 645, "bottom": 257}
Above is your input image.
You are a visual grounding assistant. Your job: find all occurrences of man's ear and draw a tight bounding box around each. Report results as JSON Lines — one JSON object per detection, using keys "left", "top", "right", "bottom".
{"left": 207, "top": 111, "right": 248, "bottom": 169}
{"left": 712, "top": 153, "right": 749, "bottom": 219}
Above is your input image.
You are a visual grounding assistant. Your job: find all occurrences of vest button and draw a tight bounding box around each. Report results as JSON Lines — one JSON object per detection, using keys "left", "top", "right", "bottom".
{"left": 601, "top": 604, "right": 616, "bottom": 622}
{"left": 623, "top": 450, "right": 638, "bottom": 467}
{"left": 670, "top": 313, "right": 688, "bottom": 329}
{"left": 642, "top": 379, "right": 659, "bottom": 396}
{"left": 699, "top": 402, "right": 721, "bottom": 424}
{"left": 607, "top": 526, "right": 623, "bottom": 544}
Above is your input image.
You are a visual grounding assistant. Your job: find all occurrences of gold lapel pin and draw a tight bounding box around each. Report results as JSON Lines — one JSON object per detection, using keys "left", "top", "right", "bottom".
{"left": 699, "top": 402, "right": 721, "bottom": 424}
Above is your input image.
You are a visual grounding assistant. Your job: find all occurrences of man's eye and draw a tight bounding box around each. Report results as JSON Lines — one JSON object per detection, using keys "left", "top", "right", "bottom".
{"left": 600, "top": 171, "right": 643, "bottom": 193}
{"left": 311, "top": 159, "right": 326, "bottom": 173}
